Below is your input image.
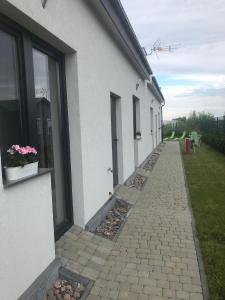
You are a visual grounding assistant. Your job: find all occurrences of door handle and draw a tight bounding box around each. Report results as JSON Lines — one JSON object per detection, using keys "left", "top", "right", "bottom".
{"left": 113, "top": 138, "right": 119, "bottom": 141}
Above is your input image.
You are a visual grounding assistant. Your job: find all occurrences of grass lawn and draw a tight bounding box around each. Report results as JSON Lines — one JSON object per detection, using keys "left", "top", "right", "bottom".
{"left": 183, "top": 143, "right": 225, "bottom": 300}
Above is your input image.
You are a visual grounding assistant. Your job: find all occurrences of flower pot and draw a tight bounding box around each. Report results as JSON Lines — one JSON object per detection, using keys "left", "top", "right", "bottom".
{"left": 4, "top": 161, "right": 38, "bottom": 181}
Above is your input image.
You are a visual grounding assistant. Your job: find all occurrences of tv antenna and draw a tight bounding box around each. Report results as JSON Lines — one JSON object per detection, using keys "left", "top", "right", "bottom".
{"left": 142, "top": 39, "right": 180, "bottom": 57}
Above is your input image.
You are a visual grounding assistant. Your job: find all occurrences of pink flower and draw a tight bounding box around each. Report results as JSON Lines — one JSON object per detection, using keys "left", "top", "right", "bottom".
{"left": 9, "top": 145, "right": 37, "bottom": 155}
{"left": 20, "top": 147, "right": 28, "bottom": 155}
{"left": 25, "top": 146, "right": 37, "bottom": 155}
{"left": 12, "top": 145, "right": 20, "bottom": 151}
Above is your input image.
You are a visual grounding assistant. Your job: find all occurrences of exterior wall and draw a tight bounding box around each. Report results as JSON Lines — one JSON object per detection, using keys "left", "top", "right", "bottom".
{"left": 0, "top": 155, "right": 55, "bottom": 300}
{"left": 1, "top": 0, "right": 163, "bottom": 227}
{"left": 137, "top": 84, "right": 162, "bottom": 165}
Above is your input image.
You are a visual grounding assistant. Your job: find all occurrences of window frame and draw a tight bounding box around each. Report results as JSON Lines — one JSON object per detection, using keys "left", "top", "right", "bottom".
{"left": 0, "top": 13, "right": 74, "bottom": 240}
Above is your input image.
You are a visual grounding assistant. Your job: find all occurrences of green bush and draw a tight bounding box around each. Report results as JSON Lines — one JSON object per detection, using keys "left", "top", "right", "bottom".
{"left": 202, "top": 133, "right": 225, "bottom": 155}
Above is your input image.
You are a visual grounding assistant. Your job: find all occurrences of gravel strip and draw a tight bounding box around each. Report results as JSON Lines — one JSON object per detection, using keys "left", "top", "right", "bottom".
{"left": 94, "top": 200, "right": 130, "bottom": 240}
{"left": 128, "top": 174, "right": 147, "bottom": 190}
{"left": 44, "top": 279, "right": 85, "bottom": 300}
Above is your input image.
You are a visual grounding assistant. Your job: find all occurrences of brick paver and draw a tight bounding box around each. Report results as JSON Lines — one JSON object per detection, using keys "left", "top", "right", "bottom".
{"left": 56, "top": 142, "right": 203, "bottom": 300}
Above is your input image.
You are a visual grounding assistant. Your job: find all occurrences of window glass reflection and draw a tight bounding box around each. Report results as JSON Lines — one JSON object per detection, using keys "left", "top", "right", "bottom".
{"left": 33, "top": 49, "right": 50, "bottom": 99}
{"left": 0, "top": 30, "right": 21, "bottom": 155}
{"left": 33, "top": 48, "right": 67, "bottom": 226}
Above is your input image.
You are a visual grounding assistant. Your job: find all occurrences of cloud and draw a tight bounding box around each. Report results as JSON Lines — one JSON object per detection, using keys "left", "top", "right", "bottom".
{"left": 163, "top": 94, "right": 225, "bottom": 120}
{"left": 173, "top": 74, "right": 225, "bottom": 86}
{"left": 121, "top": 0, "right": 225, "bottom": 119}
{"left": 162, "top": 85, "right": 198, "bottom": 97}
{"left": 178, "top": 87, "right": 225, "bottom": 97}
{"left": 149, "top": 42, "right": 225, "bottom": 76}
{"left": 164, "top": 74, "right": 225, "bottom": 97}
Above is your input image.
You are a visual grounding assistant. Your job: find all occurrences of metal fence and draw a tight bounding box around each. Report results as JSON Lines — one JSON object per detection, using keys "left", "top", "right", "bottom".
{"left": 200, "top": 116, "right": 225, "bottom": 134}
{"left": 162, "top": 115, "right": 225, "bottom": 138}
{"left": 201, "top": 116, "right": 225, "bottom": 154}
{"left": 162, "top": 115, "right": 225, "bottom": 153}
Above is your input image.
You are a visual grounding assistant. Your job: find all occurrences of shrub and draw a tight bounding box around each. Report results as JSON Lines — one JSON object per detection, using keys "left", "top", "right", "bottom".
{"left": 202, "top": 134, "right": 225, "bottom": 155}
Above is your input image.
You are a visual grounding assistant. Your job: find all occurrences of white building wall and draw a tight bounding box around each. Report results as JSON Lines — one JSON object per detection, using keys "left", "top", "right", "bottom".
{"left": 0, "top": 155, "right": 55, "bottom": 300}
{"left": 137, "top": 84, "right": 162, "bottom": 165}
{"left": 1, "top": 0, "right": 163, "bottom": 226}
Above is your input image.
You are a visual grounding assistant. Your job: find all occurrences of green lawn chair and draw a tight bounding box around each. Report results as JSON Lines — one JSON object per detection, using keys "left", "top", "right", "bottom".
{"left": 164, "top": 131, "right": 175, "bottom": 141}
{"left": 175, "top": 131, "right": 186, "bottom": 141}
{"left": 190, "top": 131, "right": 202, "bottom": 152}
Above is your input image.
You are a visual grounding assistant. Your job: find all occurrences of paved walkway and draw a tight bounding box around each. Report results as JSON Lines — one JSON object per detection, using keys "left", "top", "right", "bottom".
{"left": 56, "top": 142, "right": 203, "bottom": 300}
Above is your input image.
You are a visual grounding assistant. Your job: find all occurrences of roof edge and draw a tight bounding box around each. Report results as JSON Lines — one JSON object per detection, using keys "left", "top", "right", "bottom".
{"left": 152, "top": 76, "right": 165, "bottom": 102}
{"left": 99, "top": 0, "right": 152, "bottom": 77}
{"left": 147, "top": 78, "right": 165, "bottom": 104}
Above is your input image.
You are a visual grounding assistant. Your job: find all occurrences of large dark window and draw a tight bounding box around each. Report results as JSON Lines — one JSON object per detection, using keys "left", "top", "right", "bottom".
{"left": 0, "top": 30, "right": 22, "bottom": 156}
{"left": 0, "top": 16, "right": 73, "bottom": 239}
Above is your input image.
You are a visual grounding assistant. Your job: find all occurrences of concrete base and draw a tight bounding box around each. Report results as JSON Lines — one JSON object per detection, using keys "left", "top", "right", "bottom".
{"left": 18, "top": 258, "right": 94, "bottom": 300}
{"left": 85, "top": 195, "right": 132, "bottom": 233}
{"left": 18, "top": 258, "right": 61, "bottom": 300}
{"left": 59, "top": 267, "right": 94, "bottom": 300}
{"left": 85, "top": 195, "right": 117, "bottom": 232}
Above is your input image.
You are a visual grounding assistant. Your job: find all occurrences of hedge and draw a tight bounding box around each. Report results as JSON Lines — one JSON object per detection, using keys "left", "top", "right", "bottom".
{"left": 202, "top": 133, "right": 225, "bottom": 155}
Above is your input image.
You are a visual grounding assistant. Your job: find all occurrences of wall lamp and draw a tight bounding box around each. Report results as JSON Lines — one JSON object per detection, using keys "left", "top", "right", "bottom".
{"left": 136, "top": 79, "right": 141, "bottom": 90}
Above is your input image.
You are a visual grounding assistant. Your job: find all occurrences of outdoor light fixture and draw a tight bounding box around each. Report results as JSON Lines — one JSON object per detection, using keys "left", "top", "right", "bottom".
{"left": 41, "top": 0, "right": 47, "bottom": 8}
{"left": 136, "top": 79, "right": 141, "bottom": 90}
{"left": 135, "top": 132, "right": 142, "bottom": 140}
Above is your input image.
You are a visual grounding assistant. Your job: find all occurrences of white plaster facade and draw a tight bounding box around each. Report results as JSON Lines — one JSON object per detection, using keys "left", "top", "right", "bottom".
{"left": 0, "top": 1, "right": 164, "bottom": 298}
{"left": 0, "top": 157, "right": 55, "bottom": 300}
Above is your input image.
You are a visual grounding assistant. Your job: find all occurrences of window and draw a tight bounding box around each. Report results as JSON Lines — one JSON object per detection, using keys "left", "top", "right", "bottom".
{"left": 0, "top": 17, "right": 73, "bottom": 238}
{"left": 0, "top": 30, "right": 22, "bottom": 158}
{"left": 133, "top": 96, "right": 140, "bottom": 139}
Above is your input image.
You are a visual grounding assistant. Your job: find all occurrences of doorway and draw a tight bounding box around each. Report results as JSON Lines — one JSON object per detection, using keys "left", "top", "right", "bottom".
{"left": 0, "top": 18, "right": 73, "bottom": 239}
{"left": 32, "top": 48, "right": 73, "bottom": 238}
{"left": 150, "top": 107, "right": 154, "bottom": 149}
{"left": 110, "top": 94, "right": 120, "bottom": 187}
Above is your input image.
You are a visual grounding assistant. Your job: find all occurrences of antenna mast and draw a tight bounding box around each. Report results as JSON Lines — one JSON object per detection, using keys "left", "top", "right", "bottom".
{"left": 143, "top": 39, "right": 180, "bottom": 57}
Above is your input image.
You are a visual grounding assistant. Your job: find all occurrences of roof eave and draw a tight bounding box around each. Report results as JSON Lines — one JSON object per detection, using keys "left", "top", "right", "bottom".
{"left": 147, "top": 81, "right": 165, "bottom": 104}
{"left": 99, "top": 0, "right": 152, "bottom": 78}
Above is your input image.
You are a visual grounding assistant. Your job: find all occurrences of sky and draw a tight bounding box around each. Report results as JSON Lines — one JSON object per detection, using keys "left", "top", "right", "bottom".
{"left": 121, "top": 0, "right": 225, "bottom": 120}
